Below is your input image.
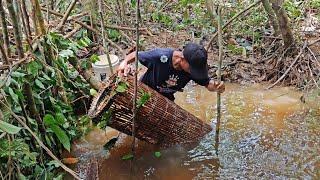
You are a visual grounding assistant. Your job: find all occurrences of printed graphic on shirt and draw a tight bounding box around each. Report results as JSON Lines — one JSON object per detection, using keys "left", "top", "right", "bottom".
{"left": 160, "top": 55, "right": 168, "bottom": 63}
{"left": 165, "top": 74, "right": 179, "bottom": 87}
{"left": 157, "top": 74, "right": 179, "bottom": 94}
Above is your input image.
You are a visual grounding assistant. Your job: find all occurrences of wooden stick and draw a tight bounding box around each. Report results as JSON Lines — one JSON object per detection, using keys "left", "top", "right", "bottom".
{"left": 206, "top": 0, "right": 262, "bottom": 50}
{"left": 98, "top": 0, "right": 114, "bottom": 74}
{"left": 6, "top": 0, "right": 24, "bottom": 59}
{"left": 267, "top": 42, "right": 307, "bottom": 89}
{"left": 56, "top": 0, "right": 78, "bottom": 31}
{"left": 42, "top": 8, "right": 124, "bottom": 54}
{"left": 0, "top": 0, "right": 11, "bottom": 59}
{"left": 0, "top": 101, "right": 81, "bottom": 180}
{"left": 132, "top": 0, "right": 141, "bottom": 157}
{"left": 215, "top": 5, "right": 223, "bottom": 155}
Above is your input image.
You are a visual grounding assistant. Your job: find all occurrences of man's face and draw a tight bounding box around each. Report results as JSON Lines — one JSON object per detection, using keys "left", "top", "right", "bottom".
{"left": 173, "top": 56, "right": 190, "bottom": 73}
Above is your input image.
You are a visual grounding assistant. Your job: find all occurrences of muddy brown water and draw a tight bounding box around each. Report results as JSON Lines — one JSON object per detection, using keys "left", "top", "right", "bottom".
{"left": 71, "top": 83, "right": 320, "bottom": 179}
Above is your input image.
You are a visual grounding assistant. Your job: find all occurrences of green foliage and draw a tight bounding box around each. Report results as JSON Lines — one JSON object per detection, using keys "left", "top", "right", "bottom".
{"left": 121, "top": 154, "right": 134, "bottom": 160}
{"left": 0, "top": 120, "right": 22, "bottom": 134}
{"left": 154, "top": 151, "right": 161, "bottom": 158}
{"left": 116, "top": 82, "right": 129, "bottom": 93}
{"left": 44, "top": 114, "right": 71, "bottom": 151}
{"left": 283, "top": 0, "right": 303, "bottom": 20}
{"left": 137, "top": 90, "right": 151, "bottom": 108}
{"left": 0, "top": 31, "right": 94, "bottom": 178}
{"left": 97, "top": 110, "right": 112, "bottom": 129}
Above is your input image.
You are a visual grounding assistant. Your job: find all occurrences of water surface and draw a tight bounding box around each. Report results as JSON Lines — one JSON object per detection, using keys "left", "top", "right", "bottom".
{"left": 74, "top": 83, "right": 320, "bottom": 179}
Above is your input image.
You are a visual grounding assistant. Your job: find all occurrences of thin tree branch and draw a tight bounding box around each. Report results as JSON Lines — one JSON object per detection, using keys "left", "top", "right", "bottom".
{"left": 206, "top": 0, "right": 262, "bottom": 50}
{"left": 56, "top": 0, "right": 78, "bottom": 31}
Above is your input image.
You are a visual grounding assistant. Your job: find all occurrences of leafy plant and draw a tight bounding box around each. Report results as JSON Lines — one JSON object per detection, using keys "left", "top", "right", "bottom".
{"left": 137, "top": 90, "right": 151, "bottom": 108}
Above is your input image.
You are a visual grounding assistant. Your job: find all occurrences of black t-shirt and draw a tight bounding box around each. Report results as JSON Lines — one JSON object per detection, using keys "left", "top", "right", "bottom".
{"left": 138, "top": 48, "right": 210, "bottom": 101}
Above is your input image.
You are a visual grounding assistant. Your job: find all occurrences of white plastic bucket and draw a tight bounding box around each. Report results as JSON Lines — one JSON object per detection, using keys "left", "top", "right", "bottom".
{"left": 92, "top": 54, "right": 119, "bottom": 81}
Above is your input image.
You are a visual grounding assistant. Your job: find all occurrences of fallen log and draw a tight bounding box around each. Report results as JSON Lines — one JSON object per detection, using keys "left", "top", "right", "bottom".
{"left": 88, "top": 75, "right": 212, "bottom": 146}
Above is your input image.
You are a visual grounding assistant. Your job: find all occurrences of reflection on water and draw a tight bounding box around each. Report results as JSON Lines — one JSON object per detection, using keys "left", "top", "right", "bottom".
{"left": 74, "top": 83, "right": 320, "bottom": 179}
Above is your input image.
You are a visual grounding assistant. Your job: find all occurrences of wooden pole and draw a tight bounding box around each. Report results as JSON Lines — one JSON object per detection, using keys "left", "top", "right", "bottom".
{"left": 132, "top": 0, "right": 140, "bottom": 157}
{"left": 215, "top": 5, "right": 223, "bottom": 155}
{"left": 0, "top": 0, "right": 11, "bottom": 60}
{"left": 6, "top": 0, "right": 24, "bottom": 59}
{"left": 98, "top": 0, "right": 113, "bottom": 74}
{"left": 56, "top": 0, "right": 78, "bottom": 31}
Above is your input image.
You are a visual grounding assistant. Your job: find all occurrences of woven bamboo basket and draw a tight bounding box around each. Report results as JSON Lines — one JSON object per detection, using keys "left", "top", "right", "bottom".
{"left": 88, "top": 75, "right": 212, "bottom": 145}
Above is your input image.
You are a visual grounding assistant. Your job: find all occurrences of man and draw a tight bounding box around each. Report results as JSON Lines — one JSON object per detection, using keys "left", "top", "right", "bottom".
{"left": 117, "top": 43, "right": 225, "bottom": 101}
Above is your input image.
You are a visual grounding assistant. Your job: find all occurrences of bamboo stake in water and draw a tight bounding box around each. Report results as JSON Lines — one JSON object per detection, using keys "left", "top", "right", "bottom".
{"left": 215, "top": 5, "right": 223, "bottom": 155}
{"left": 132, "top": 0, "right": 141, "bottom": 157}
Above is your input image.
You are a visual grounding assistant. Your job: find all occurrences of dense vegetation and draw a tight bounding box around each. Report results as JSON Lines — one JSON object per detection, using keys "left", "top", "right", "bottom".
{"left": 0, "top": 0, "right": 319, "bottom": 179}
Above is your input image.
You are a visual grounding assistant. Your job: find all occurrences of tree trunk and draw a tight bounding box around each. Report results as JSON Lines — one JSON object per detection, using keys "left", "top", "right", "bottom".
{"left": 31, "top": 0, "right": 46, "bottom": 35}
{"left": 0, "top": 0, "right": 11, "bottom": 60}
{"left": 270, "top": 0, "right": 295, "bottom": 50}
{"left": 0, "top": 43, "right": 9, "bottom": 65}
{"left": 21, "top": 0, "right": 32, "bottom": 38}
{"left": 261, "top": 0, "right": 280, "bottom": 36}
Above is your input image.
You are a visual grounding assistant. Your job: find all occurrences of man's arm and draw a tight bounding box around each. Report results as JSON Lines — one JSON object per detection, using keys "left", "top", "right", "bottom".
{"left": 205, "top": 80, "right": 225, "bottom": 93}
{"left": 117, "top": 51, "right": 136, "bottom": 76}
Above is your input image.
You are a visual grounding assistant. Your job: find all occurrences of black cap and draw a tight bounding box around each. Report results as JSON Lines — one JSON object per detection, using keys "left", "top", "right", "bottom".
{"left": 183, "top": 43, "right": 209, "bottom": 81}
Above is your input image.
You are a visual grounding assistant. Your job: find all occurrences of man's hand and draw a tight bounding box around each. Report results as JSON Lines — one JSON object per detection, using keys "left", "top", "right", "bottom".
{"left": 116, "top": 61, "right": 133, "bottom": 77}
{"left": 206, "top": 80, "right": 225, "bottom": 93}
{"left": 116, "top": 51, "right": 137, "bottom": 77}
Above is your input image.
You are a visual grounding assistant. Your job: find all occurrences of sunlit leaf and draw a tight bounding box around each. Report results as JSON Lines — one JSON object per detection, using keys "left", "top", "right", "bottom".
{"left": 35, "top": 79, "right": 45, "bottom": 89}
{"left": 0, "top": 120, "right": 22, "bottom": 134}
{"left": 59, "top": 49, "right": 74, "bottom": 58}
{"left": 90, "top": 88, "right": 98, "bottom": 96}
{"left": 11, "top": 71, "right": 26, "bottom": 78}
{"left": 8, "top": 87, "right": 19, "bottom": 104}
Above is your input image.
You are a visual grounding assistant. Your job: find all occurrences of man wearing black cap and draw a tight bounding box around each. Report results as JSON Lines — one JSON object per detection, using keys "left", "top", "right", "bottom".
{"left": 117, "top": 43, "right": 225, "bottom": 101}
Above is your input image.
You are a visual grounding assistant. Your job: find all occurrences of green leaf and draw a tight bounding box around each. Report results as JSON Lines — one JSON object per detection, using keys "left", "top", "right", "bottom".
{"left": 35, "top": 79, "right": 45, "bottom": 89}
{"left": 0, "top": 120, "right": 22, "bottom": 134}
{"left": 11, "top": 71, "right": 26, "bottom": 78}
{"left": 90, "top": 88, "right": 98, "bottom": 96}
{"left": 116, "top": 82, "right": 128, "bottom": 93}
{"left": 59, "top": 49, "right": 74, "bottom": 58}
{"left": 50, "top": 124, "right": 70, "bottom": 151}
{"left": 154, "top": 151, "right": 161, "bottom": 158}
{"left": 47, "top": 160, "right": 61, "bottom": 168}
{"left": 27, "top": 61, "right": 40, "bottom": 76}
{"left": 121, "top": 154, "right": 134, "bottom": 160}
{"left": 90, "top": 54, "right": 99, "bottom": 63}
{"left": 55, "top": 113, "right": 66, "bottom": 125}
{"left": 8, "top": 87, "right": 19, "bottom": 104}
{"left": 43, "top": 114, "right": 56, "bottom": 126}
{"left": 137, "top": 91, "right": 151, "bottom": 108}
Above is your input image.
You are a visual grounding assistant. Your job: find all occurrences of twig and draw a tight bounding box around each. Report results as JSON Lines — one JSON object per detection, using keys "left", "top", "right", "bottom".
{"left": 56, "top": 0, "right": 78, "bottom": 31}
{"left": 307, "top": 56, "right": 319, "bottom": 89}
{"left": 42, "top": 8, "right": 124, "bottom": 54}
{"left": 0, "top": 100, "right": 81, "bottom": 180}
{"left": 307, "top": 47, "right": 320, "bottom": 68}
{"left": 267, "top": 42, "right": 308, "bottom": 89}
{"left": 63, "top": 24, "right": 82, "bottom": 38}
{"left": 206, "top": 0, "right": 262, "bottom": 50}
{"left": 98, "top": 0, "right": 114, "bottom": 74}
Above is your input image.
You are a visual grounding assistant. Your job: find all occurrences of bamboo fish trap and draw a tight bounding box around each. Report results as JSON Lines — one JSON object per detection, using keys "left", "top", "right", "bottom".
{"left": 88, "top": 75, "right": 212, "bottom": 145}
